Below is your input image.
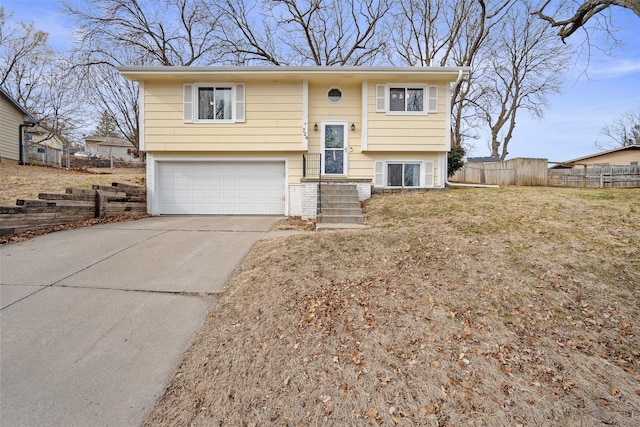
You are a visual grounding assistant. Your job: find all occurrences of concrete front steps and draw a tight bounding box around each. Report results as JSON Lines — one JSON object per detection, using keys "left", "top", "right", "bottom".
{"left": 316, "top": 183, "right": 365, "bottom": 225}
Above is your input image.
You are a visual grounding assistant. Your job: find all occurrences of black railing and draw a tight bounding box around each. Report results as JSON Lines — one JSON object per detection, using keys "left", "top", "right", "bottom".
{"left": 303, "top": 153, "right": 322, "bottom": 214}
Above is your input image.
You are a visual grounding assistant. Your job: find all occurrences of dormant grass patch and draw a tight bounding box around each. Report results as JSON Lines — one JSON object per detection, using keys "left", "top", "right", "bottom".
{"left": 0, "top": 164, "right": 144, "bottom": 206}
{"left": 146, "top": 186, "right": 639, "bottom": 426}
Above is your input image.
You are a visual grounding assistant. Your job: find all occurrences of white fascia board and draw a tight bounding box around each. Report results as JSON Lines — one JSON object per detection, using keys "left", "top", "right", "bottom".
{"left": 118, "top": 66, "right": 471, "bottom": 82}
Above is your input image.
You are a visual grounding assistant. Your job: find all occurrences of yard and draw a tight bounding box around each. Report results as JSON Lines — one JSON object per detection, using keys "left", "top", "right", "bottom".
{"left": 144, "top": 186, "right": 640, "bottom": 426}
{"left": 0, "top": 164, "right": 145, "bottom": 207}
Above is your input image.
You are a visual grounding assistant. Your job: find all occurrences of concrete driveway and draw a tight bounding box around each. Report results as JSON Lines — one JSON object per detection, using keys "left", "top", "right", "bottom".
{"left": 0, "top": 216, "right": 285, "bottom": 426}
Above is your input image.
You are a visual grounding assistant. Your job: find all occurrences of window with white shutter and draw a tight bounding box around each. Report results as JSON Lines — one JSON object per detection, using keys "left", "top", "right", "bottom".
{"left": 183, "top": 83, "right": 245, "bottom": 123}
{"left": 376, "top": 85, "right": 386, "bottom": 112}
{"left": 427, "top": 85, "right": 438, "bottom": 113}
{"left": 423, "top": 161, "right": 434, "bottom": 187}
{"left": 183, "top": 84, "right": 193, "bottom": 123}
{"left": 374, "top": 161, "right": 383, "bottom": 186}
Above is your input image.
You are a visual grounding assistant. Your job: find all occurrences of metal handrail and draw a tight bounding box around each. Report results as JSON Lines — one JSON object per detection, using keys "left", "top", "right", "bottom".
{"left": 302, "top": 153, "right": 322, "bottom": 215}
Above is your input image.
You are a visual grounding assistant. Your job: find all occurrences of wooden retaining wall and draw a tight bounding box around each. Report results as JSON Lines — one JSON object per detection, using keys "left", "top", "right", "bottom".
{"left": 0, "top": 182, "right": 146, "bottom": 236}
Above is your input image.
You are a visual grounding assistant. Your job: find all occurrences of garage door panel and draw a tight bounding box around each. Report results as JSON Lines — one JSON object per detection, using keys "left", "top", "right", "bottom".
{"left": 157, "top": 161, "right": 285, "bottom": 215}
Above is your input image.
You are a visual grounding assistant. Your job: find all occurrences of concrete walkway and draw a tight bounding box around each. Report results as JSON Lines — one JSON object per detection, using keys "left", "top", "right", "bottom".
{"left": 0, "top": 216, "right": 285, "bottom": 426}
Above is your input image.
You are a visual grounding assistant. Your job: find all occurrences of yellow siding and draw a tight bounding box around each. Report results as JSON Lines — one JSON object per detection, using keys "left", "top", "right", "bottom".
{"left": 307, "top": 81, "right": 363, "bottom": 155}
{"left": 365, "top": 81, "right": 447, "bottom": 152}
{"left": 0, "top": 96, "right": 25, "bottom": 163}
{"left": 143, "top": 80, "right": 304, "bottom": 152}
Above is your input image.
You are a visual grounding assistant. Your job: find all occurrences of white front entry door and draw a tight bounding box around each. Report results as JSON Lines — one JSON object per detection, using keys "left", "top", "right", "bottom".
{"left": 321, "top": 122, "right": 348, "bottom": 175}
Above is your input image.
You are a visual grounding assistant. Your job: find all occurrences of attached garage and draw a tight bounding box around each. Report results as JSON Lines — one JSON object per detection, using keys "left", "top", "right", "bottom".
{"left": 156, "top": 161, "right": 286, "bottom": 215}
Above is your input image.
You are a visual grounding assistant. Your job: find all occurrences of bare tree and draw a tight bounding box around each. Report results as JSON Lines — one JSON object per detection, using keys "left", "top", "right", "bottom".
{"left": 533, "top": 0, "right": 640, "bottom": 41}
{"left": 0, "top": 8, "right": 48, "bottom": 86}
{"left": 63, "top": 0, "right": 226, "bottom": 66}
{"left": 1, "top": 7, "right": 85, "bottom": 144}
{"left": 391, "top": 0, "right": 514, "bottom": 148}
{"left": 474, "top": 3, "right": 569, "bottom": 160}
{"left": 64, "top": 0, "right": 232, "bottom": 150}
{"left": 218, "top": 0, "right": 391, "bottom": 66}
{"left": 597, "top": 106, "right": 640, "bottom": 149}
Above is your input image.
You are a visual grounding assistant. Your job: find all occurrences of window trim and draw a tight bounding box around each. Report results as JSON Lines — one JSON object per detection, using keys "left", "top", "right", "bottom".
{"left": 375, "top": 84, "right": 438, "bottom": 115}
{"left": 374, "top": 160, "right": 434, "bottom": 188}
{"left": 327, "top": 86, "right": 343, "bottom": 103}
{"left": 183, "top": 83, "right": 245, "bottom": 124}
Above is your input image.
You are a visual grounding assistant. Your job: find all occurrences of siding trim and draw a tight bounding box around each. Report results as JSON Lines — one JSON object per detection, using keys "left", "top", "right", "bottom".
{"left": 445, "top": 82, "right": 451, "bottom": 152}
{"left": 302, "top": 80, "right": 308, "bottom": 150}
{"left": 139, "top": 81, "right": 145, "bottom": 151}
{"left": 362, "top": 80, "right": 368, "bottom": 151}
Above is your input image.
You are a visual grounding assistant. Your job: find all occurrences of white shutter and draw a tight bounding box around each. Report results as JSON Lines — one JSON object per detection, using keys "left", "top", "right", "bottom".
{"left": 183, "top": 84, "right": 193, "bottom": 122}
{"left": 423, "top": 161, "right": 434, "bottom": 187}
{"left": 376, "top": 85, "right": 386, "bottom": 112}
{"left": 427, "top": 85, "right": 438, "bottom": 113}
{"left": 374, "top": 161, "right": 384, "bottom": 186}
{"left": 235, "top": 83, "right": 245, "bottom": 122}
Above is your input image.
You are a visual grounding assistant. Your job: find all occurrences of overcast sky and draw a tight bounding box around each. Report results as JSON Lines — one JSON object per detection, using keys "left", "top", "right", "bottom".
{"left": 4, "top": 0, "right": 640, "bottom": 163}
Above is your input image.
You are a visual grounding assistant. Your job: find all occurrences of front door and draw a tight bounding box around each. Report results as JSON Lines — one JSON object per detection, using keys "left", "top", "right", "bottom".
{"left": 322, "top": 122, "right": 348, "bottom": 175}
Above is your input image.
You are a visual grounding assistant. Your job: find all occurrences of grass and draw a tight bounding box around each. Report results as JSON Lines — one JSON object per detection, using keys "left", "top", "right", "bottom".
{"left": 0, "top": 164, "right": 145, "bottom": 206}
{"left": 145, "top": 186, "right": 639, "bottom": 426}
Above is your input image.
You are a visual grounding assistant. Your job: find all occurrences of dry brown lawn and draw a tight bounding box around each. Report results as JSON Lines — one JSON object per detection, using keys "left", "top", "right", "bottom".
{"left": 0, "top": 163, "right": 145, "bottom": 206}
{"left": 144, "top": 186, "right": 639, "bottom": 426}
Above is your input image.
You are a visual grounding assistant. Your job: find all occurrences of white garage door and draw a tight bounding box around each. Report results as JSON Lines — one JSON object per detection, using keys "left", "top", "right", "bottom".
{"left": 157, "top": 161, "right": 285, "bottom": 215}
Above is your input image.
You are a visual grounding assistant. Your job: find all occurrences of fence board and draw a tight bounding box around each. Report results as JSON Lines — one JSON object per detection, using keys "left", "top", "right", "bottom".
{"left": 548, "top": 166, "right": 640, "bottom": 188}
{"left": 450, "top": 158, "right": 548, "bottom": 186}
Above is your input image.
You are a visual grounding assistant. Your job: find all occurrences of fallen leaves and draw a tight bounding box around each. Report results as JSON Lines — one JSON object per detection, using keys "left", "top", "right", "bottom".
{"left": 143, "top": 187, "right": 640, "bottom": 427}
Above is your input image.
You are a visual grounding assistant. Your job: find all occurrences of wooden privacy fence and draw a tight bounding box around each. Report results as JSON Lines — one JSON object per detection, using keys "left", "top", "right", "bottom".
{"left": 450, "top": 158, "right": 548, "bottom": 186}
{"left": 548, "top": 166, "right": 640, "bottom": 188}
{"left": 0, "top": 182, "right": 146, "bottom": 236}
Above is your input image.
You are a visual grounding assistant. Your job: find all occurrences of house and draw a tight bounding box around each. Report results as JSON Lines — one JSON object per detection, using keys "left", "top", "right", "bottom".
{"left": 25, "top": 127, "right": 65, "bottom": 167}
{"left": 550, "top": 145, "right": 640, "bottom": 170}
{"left": 119, "top": 66, "right": 469, "bottom": 218}
{"left": 84, "top": 136, "right": 141, "bottom": 162}
{"left": 0, "top": 86, "right": 37, "bottom": 164}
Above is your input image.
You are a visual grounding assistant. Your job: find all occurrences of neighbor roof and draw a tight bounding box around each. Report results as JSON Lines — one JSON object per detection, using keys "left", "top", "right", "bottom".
{"left": 118, "top": 65, "right": 470, "bottom": 83}
{"left": 0, "top": 86, "right": 37, "bottom": 124}
{"left": 550, "top": 144, "right": 640, "bottom": 168}
{"left": 85, "top": 136, "right": 134, "bottom": 148}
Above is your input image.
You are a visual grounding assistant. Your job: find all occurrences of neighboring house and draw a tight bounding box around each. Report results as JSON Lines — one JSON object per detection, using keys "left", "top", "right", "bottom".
{"left": 84, "top": 136, "right": 141, "bottom": 162}
{"left": 0, "top": 86, "right": 37, "bottom": 165}
{"left": 26, "top": 127, "right": 65, "bottom": 167}
{"left": 119, "top": 66, "right": 469, "bottom": 217}
{"left": 550, "top": 145, "right": 640, "bottom": 170}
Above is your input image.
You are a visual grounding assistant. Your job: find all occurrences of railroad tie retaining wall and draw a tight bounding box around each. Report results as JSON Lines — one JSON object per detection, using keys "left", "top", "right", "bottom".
{"left": 0, "top": 182, "right": 147, "bottom": 236}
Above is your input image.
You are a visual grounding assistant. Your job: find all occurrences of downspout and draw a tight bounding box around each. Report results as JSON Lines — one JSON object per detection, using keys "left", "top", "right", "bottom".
{"left": 18, "top": 122, "right": 36, "bottom": 165}
{"left": 445, "top": 69, "right": 500, "bottom": 188}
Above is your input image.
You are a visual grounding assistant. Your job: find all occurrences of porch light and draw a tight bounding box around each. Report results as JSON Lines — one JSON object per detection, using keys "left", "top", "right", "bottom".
{"left": 351, "top": 123, "right": 356, "bottom": 131}
{"left": 314, "top": 123, "right": 318, "bottom": 131}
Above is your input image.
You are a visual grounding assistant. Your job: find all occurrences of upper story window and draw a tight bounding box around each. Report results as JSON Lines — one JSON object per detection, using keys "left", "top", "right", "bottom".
{"left": 390, "top": 87, "right": 423, "bottom": 112}
{"left": 376, "top": 84, "right": 438, "bottom": 115}
{"left": 198, "top": 87, "right": 232, "bottom": 120}
{"left": 327, "top": 87, "right": 342, "bottom": 103}
{"left": 183, "top": 83, "right": 245, "bottom": 123}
